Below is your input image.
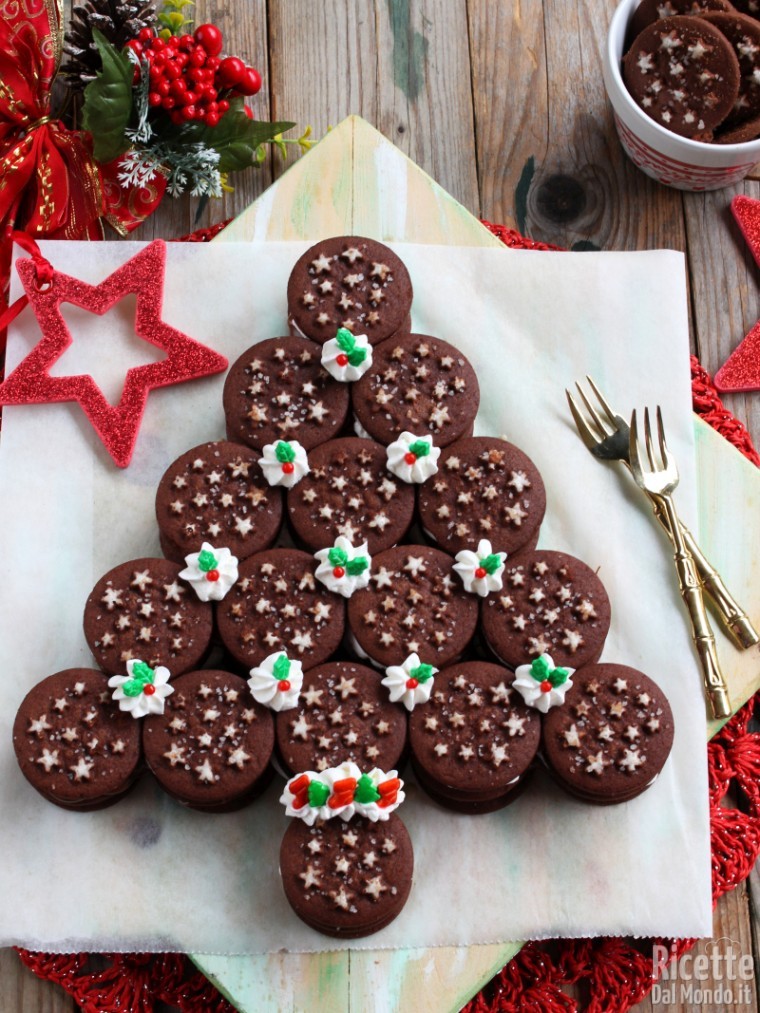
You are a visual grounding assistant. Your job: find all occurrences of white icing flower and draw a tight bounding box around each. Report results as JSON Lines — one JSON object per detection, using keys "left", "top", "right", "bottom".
{"left": 179, "top": 542, "right": 239, "bottom": 602}
{"left": 321, "top": 327, "right": 373, "bottom": 381}
{"left": 386, "top": 432, "right": 440, "bottom": 484}
{"left": 352, "top": 766, "right": 405, "bottom": 821}
{"left": 259, "top": 440, "right": 310, "bottom": 488}
{"left": 247, "top": 652, "right": 303, "bottom": 711}
{"left": 280, "top": 760, "right": 362, "bottom": 825}
{"left": 453, "top": 539, "right": 507, "bottom": 597}
{"left": 314, "top": 536, "right": 372, "bottom": 597}
{"left": 382, "top": 653, "right": 437, "bottom": 711}
{"left": 108, "top": 660, "right": 174, "bottom": 718}
{"left": 512, "top": 653, "right": 575, "bottom": 713}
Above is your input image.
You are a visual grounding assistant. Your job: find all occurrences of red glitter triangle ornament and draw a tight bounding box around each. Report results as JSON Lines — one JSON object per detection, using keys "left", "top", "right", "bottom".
{"left": 714, "top": 196, "right": 760, "bottom": 393}
{"left": 0, "top": 240, "right": 228, "bottom": 467}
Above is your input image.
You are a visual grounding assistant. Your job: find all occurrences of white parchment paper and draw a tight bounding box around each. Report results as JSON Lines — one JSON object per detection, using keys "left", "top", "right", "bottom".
{"left": 0, "top": 240, "right": 712, "bottom": 952}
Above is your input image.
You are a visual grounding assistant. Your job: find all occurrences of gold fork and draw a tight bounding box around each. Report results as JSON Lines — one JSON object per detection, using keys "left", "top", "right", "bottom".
{"left": 566, "top": 377, "right": 758, "bottom": 651}
{"left": 629, "top": 406, "right": 731, "bottom": 720}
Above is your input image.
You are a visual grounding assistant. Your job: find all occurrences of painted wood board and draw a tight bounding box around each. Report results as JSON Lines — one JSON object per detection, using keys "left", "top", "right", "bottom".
{"left": 197, "top": 116, "right": 760, "bottom": 1013}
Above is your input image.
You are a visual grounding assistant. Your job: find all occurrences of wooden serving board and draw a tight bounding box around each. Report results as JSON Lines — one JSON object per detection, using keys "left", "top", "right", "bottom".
{"left": 194, "top": 116, "right": 760, "bottom": 1013}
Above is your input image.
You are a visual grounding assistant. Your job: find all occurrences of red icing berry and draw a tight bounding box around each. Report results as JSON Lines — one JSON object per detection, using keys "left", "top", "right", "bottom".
{"left": 333, "top": 566, "right": 346, "bottom": 579}
{"left": 475, "top": 567, "right": 487, "bottom": 579}
{"left": 405, "top": 677, "right": 419, "bottom": 689}
{"left": 282, "top": 461, "right": 295, "bottom": 474}
{"left": 278, "top": 680, "right": 291, "bottom": 692}
{"left": 143, "top": 683, "right": 156, "bottom": 696}
{"left": 336, "top": 353, "right": 349, "bottom": 367}
{"left": 206, "top": 569, "right": 220, "bottom": 582}
{"left": 404, "top": 451, "right": 417, "bottom": 465}
{"left": 540, "top": 679, "right": 552, "bottom": 693}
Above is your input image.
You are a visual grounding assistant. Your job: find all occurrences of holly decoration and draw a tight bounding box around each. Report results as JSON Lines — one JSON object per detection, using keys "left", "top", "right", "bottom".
{"left": 529, "top": 655, "right": 570, "bottom": 693}
{"left": 197, "top": 547, "right": 220, "bottom": 581}
{"left": 328, "top": 546, "right": 370, "bottom": 578}
{"left": 272, "top": 653, "right": 292, "bottom": 692}
{"left": 474, "top": 553, "right": 503, "bottom": 580}
{"left": 406, "top": 661, "right": 435, "bottom": 689}
{"left": 404, "top": 439, "right": 432, "bottom": 465}
{"left": 334, "top": 327, "right": 368, "bottom": 367}
{"left": 275, "top": 440, "right": 297, "bottom": 475}
{"left": 122, "top": 660, "right": 157, "bottom": 696}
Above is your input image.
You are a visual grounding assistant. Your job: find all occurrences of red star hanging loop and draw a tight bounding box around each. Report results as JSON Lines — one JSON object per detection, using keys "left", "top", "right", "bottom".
{"left": 0, "top": 239, "right": 228, "bottom": 467}
{"left": 715, "top": 196, "right": 760, "bottom": 393}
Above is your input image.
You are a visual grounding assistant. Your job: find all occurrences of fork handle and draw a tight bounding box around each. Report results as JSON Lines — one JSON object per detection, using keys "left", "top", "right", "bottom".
{"left": 660, "top": 496, "right": 732, "bottom": 720}
{"left": 648, "top": 493, "right": 759, "bottom": 650}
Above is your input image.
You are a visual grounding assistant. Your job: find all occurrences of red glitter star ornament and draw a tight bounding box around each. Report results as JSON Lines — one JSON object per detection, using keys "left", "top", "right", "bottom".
{"left": 714, "top": 196, "right": 760, "bottom": 393}
{"left": 0, "top": 240, "right": 228, "bottom": 467}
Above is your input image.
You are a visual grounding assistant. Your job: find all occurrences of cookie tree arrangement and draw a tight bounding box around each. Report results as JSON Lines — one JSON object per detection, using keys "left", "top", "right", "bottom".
{"left": 12, "top": 237, "right": 675, "bottom": 938}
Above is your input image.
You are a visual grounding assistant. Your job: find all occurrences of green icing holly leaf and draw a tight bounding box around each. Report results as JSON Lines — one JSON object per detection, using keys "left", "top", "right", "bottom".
{"left": 548, "top": 666, "right": 570, "bottom": 688}
{"left": 197, "top": 549, "right": 218, "bottom": 572}
{"left": 81, "top": 30, "right": 134, "bottom": 163}
{"left": 478, "top": 553, "right": 503, "bottom": 575}
{"left": 307, "top": 780, "right": 330, "bottom": 807}
{"left": 346, "top": 556, "right": 369, "bottom": 576}
{"left": 408, "top": 439, "right": 431, "bottom": 458}
{"left": 410, "top": 663, "right": 435, "bottom": 684}
{"left": 530, "top": 655, "right": 551, "bottom": 682}
{"left": 273, "top": 654, "right": 291, "bottom": 681}
{"left": 347, "top": 347, "right": 368, "bottom": 366}
{"left": 354, "top": 773, "right": 381, "bottom": 805}
{"left": 122, "top": 661, "right": 155, "bottom": 697}
{"left": 275, "top": 441, "right": 296, "bottom": 464}
{"left": 335, "top": 327, "right": 356, "bottom": 352}
{"left": 328, "top": 546, "right": 349, "bottom": 567}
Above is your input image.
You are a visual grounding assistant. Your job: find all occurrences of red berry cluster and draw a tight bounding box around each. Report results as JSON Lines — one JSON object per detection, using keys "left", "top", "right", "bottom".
{"left": 125, "top": 24, "right": 262, "bottom": 128}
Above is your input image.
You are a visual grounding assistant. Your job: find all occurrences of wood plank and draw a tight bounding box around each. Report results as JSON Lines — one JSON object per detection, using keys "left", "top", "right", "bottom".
{"left": 0, "top": 950, "right": 77, "bottom": 1013}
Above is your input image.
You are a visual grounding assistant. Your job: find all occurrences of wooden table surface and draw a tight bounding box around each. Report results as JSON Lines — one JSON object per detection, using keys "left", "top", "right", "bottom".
{"left": 5, "top": 1, "right": 760, "bottom": 1010}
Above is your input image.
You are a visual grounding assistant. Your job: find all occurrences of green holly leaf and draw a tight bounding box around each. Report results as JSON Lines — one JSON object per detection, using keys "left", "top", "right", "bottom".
{"left": 335, "top": 327, "right": 356, "bottom": 353}
{"left": 354, "top": 773, "right": 381, "bottom": 805}
{"left": 81, "top": 30, "right": 135, "bottom": 163}
{"left": 408, "top": 439, "right": 431, "bottom": 458}
{"left": 478, "top": 553, "right": 503, "bottom": 576}
{"left": 410, "top": 663, "right": 435, "bottom": 684}
{"left": 347, "top": 347, "right": 367, "bottom": 366}
{"left": 530, "top": 655, "right": 551, "bottom": 682}
{"left": 275, "top": 441, "right": 296, "bottom": 464}
{"left": 273, "top": 654, "right": 291, "bottom": 681}
{"left": 173, "top": 112, "right": 297, "bottom": 173}
{"left": 307, "top": 780, "right": 330, "bottom": 807}
{"left": 197, "top": 549, "right": 218, "bottom": 572}
{"left": 328, "top": 547, "right": 349, "bottom": 568}
{"left": 122, "top": 661, "right": 155, "bottom": 697}
{"left": 346, "top": 557, "right": 369, "bottom": 576}
{"left": 548, "top": 666, "right": 570, "bottom": 687}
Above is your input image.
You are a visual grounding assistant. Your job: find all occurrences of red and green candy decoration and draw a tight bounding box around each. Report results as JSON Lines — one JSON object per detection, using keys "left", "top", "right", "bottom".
{"left": 334, "top": 327, "right": 368, "bottom": 368}
{"left": 406, "top": 661, "right": 434, "bottom": 691}
{"left": 328, "top": 545, "right": 369, "bottom": 581}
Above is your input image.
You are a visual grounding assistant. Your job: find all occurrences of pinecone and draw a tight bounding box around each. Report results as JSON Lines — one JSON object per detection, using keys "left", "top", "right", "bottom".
{"left": 62, "top": 0, "right": 159, "bottom": 92}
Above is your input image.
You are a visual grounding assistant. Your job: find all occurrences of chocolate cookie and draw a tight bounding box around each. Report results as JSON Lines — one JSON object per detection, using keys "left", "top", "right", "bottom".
{"left": 408, "top": 661, "right": 541, "bottom": 814}
{"left": 83, "top": 558, "right": 214, "bottom": 677}
{"left": 223, "top": 337, "right": 350, "bottom": 451}
{"left": 729, "top": 0, "right": 760, "bottom": 19}
{"left": 417, "top": 437, "right": 546, "bottom": 556}
{"left": 623, "top": 16, "right": 740, "bottom": 138}
{"left": 13, "top": 669, "right": 142, "bottom": 810}
{"left": 142, "top": 669, "right": 274, "bottom": 811}
{"left": 352, "top": 335, "right": 479, "bottom": 448}
{"left": 155, "top": 440, "right": 282, "bottom": 564}
{"left": 541, "top": 664, "right": 675, "bottom": 804}
{"left": 480, "top": 549, "right": 611, "bottom": 671}
{"left": 279, "top": 813, "right": 413, "bottom": 937}
{"left": 216, "top": 548, "right": 345, "bottom": 671}
{"left": 287, "top": 236, "right": 413, "bottom": 346}
{"left": 275, "top": 661, "right": 407, "bottom": 775}
{"left": 347, "top": 545, "right": 478, "bottom": 668}
{"left": 628, "top": 0, "right": 736, "bottom": 42}
{"left": 286, "top": 437, "right": 415, "bottom": 553}
{"left": 702, "top": 12, "right": 760, "bottom": 129}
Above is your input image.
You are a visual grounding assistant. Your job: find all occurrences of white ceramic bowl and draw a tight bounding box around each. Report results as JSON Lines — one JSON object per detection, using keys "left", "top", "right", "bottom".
{"left": 603, "top": 0, "right": 760, "bottom": 190}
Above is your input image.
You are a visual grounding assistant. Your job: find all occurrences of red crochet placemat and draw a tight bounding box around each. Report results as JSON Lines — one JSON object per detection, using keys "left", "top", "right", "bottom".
{"left": 12, "top": 221, "right": 760, "bottom": 1013}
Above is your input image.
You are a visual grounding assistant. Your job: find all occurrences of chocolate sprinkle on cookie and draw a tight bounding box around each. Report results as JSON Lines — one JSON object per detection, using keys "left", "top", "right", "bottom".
{"left": 280, "top": 813, "right": 413, "bottom": 937}
{"left": 13, "top": 669, "right": 142, "bottom": 810}
{"left": 481, "top": 549, "right": 611, "bottom": 671}
{"left": 542, "top": 664, "right": 674, "bottom": 804}
{"left": 83, "top": 558, "right": 214, "bottom": 677}
{"left": 623, "top": 15, "right": 741, "bottom": 137}
{"left": 223, "top": 336, "right": 349, "bottom": 451}
{"left": 287, "top": 236, "right": 413, "bottom": 346}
